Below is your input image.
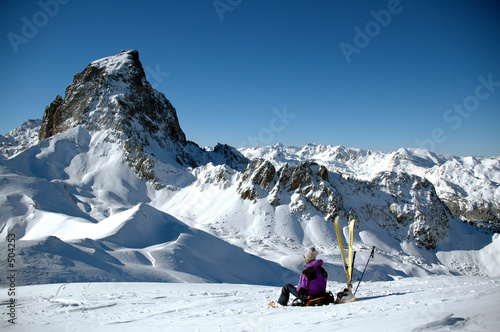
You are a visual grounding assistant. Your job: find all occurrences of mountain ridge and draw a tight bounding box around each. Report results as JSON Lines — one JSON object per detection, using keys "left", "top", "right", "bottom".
{"left": 239, "top": 144, "right": 500, "bottom": 233}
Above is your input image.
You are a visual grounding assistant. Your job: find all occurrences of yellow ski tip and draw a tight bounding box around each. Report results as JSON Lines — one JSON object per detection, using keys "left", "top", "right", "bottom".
{"left": 268, "top": 301, "right": 279, "bottom": 308}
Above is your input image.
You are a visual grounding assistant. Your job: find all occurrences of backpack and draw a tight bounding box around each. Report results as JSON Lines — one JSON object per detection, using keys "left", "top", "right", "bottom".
{"left": 292, "top": 291, "right": 336, "bottom": 307}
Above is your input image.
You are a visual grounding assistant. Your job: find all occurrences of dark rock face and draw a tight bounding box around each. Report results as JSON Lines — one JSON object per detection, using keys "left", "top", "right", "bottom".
{"left": 39, "top": 95, "right": 64, "bottom": 140}
{"left": 39, "top": 50, "right": 186, "bottom": 148}
{"left": 444, "top": 198, "right": 500, "bottom": 233}
{"left": 371, "top": 171, "right": 450, "bottom": 249}
{"left": 237, "top": 160, "right": 344, "bottom": 216}
{"left": 237, "top": 159, "right": 277, "bottom": 201}
{"left": 212, "top": 144, "right": 250, "bottom": 172}
{"left": 237, "top": 159, "right": 452, "bottom": 249}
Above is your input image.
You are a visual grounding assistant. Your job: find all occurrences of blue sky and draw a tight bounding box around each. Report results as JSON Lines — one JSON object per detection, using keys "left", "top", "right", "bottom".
{"left": 1, "top": 0, "right": 499, "bottom": 157}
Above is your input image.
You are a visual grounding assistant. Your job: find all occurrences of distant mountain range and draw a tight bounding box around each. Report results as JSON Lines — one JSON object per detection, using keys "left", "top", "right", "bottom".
{"left": 1, "top": 50, "right": 499, "bottom": 286}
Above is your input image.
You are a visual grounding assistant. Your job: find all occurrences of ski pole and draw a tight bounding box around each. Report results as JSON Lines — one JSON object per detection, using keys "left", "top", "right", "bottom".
{"left": 353, "top": 246, "right": 375, "bottom": 296}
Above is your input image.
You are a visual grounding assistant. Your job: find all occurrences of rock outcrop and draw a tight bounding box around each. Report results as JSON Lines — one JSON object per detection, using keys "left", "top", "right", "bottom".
{"left": 39, "top": 50, "right": 186, "bottom": 148}
{"left": 238, "top": 158, "right": 452, "bottom": 249}
{"left": 238, "top": 160, "right": 344, "bottom": 218}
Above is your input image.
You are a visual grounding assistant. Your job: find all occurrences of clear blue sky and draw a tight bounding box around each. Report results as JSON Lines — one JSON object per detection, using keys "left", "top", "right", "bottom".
{"left": 1, "top": 0, "right": 499, "bottom": 157}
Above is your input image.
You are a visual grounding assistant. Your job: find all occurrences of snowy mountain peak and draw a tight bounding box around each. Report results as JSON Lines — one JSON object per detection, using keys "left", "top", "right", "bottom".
{"left": 90, "top": 49, "right": 143, "bottom": 76}
{"left": 39, "top": 49, "right": 186, "bottom": 147}
{"left": 0, "top": 119, "right": 41, "bottom": 158}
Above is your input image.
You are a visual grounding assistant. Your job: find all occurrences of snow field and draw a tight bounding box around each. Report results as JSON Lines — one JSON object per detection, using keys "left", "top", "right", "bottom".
{"left": 1, "top": 276, "right": 499, "bottom": 331}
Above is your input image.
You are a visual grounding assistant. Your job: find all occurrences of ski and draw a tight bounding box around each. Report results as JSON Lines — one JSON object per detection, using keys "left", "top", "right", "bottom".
{"left": 353, "top": 246, "right": 376, "bottom": 296}
{"left": 351, "top": 251, "right": 356, "bottom": 281}
{"left": 331, "top": 215, "right": 356, "bottom": 303}
{"left": 347, "top": 218, "right": 355, "bottom": 287}
{"left": 333, "top": 216, "right": 349, "bottom": 286}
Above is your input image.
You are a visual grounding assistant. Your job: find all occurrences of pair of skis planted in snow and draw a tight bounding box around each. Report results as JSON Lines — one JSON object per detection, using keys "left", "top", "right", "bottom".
{"left": 333, "top": 216, "right": 356, "bottom": 291}
{"left": 332, "top": 215, "right": 375, "bottom": 302}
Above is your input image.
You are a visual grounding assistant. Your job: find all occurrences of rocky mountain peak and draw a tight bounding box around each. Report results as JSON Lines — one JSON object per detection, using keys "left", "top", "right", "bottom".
{"left": 39, "top": 49, "right": 186, "bottom": 147}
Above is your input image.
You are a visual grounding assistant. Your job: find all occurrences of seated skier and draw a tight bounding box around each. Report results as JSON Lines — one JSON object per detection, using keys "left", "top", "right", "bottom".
{"left": 277, "top": 247, "right": 328, "bottom": 306}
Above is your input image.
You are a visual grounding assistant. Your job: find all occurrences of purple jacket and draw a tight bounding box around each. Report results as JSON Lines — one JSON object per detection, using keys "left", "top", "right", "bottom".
{"left": 297, "top": 259, "right": 328, "bottom": 296}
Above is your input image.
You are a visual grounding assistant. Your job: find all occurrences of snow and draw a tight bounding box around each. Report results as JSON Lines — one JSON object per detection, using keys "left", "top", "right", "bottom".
{"left": 90, "top": 50, "right": 137, "bottom": 76}
{"left": 479, "top": 234, "right": 500, "bottom": 277}
{"left": 2, "top": 276, "right": 499, "bottom": 331}
{"left": 1, "top": 51, "right": 500, "bottom": 330}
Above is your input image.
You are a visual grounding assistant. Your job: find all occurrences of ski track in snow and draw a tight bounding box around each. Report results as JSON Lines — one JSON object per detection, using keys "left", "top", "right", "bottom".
{"left": 1, "top": 276, "right": 499, "bottom": 331}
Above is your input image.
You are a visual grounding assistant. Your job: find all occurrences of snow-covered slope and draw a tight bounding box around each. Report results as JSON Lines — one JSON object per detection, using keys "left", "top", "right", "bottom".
{"left": 9, "top": 203, "right": 290, "bottom": 286}
{"left": 1, "top": 50, "right": 499, "bottom": 290}
{"left": 1, "top": 277, "right": 499, "bottom": 331}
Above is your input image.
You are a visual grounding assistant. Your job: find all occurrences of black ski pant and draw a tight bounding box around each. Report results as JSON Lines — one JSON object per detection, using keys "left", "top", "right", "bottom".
{"left": 278, "top": 283, "right": 303, "bottom": 306}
